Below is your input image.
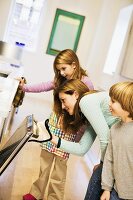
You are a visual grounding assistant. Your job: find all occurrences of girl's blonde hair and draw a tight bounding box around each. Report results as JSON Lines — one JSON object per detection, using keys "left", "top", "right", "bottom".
{"left": 109, "top": 81, "right": 133, "bottom": 119}
{"left": 54, "top": 79, "right": 97, "bottom": 133}
{"left": 53, "top": 49, "right": 87, "bottom": 87}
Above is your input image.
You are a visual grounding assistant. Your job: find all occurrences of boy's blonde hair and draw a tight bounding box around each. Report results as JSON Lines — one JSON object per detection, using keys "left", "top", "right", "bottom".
{"left": 109, "top": 82, "right": 133, "bottom": 119}
{"left": 53, "top": 49, "right": 87, "bottom": 87}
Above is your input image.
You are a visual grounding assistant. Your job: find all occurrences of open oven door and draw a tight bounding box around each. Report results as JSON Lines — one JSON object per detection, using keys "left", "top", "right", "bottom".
{"left": 0, "top": 115, "right": 52, "bottom": 175}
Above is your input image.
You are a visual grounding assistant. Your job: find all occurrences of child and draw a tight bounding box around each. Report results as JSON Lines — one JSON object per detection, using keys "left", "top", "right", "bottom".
{"left": 101, "top": 81, "right": 133, "bottom": 200}
{"left": 23, "top": 49, "right": 93, "bottom": 200}
{"left": 23, "top": 81, "right": 90, "bottom": 200}
{"left": 19, "top": 49, "right": 94, "bottom": 92}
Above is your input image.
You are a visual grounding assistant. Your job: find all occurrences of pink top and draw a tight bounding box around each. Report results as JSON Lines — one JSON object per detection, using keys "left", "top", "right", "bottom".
{"left": 22, "top": 76, "right": 94, "bottom": 92}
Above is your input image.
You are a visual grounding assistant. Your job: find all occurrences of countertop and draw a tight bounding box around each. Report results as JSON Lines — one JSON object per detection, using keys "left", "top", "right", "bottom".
{"left": 0, "top": 77, "right": 19, "bottom": 118}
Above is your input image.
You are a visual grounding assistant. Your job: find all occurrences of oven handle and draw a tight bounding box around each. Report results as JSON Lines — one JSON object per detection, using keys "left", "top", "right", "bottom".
{"left": 28, "top": 119, "right": 52, "bottom": 143}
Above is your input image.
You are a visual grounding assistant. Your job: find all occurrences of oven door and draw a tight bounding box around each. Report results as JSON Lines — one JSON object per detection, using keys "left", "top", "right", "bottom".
{"left": 0, "top": 115, "right": 34, "bottom": 175}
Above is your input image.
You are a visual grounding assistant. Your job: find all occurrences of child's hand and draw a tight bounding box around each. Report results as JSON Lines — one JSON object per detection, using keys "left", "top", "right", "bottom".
{"left": 15, "top": 77, "right": 25, "bottom": 88}
{"left": 100, "top": 190, "right": 110, "bottom": 200}
{"left": 15, "top": 77, "right": 22, "bottom": 81}
{"left": 93, "top": 163, "right": 100, "bottom": 172}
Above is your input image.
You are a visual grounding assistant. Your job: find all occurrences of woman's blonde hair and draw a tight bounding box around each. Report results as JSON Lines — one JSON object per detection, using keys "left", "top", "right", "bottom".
{"left": 54, "top": 79, "right": 97, "bottom": 133}
{"left": 53, "top": 49, "right": 87, "bottom": 87}
{"left": 109, "top": 81, "right": 133, "bottom": 119}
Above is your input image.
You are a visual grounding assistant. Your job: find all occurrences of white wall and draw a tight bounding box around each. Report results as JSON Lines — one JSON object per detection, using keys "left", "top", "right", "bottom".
{"left": 0, "top": 0, "right": 13, "bottom": 40}
{"left": 87, "top": 0, "right": 133, "bottom": 90}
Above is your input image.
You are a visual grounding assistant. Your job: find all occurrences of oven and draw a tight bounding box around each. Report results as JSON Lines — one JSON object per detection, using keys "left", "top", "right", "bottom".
{"left": 0, "top": 115, "right": 52, "bottom": 175}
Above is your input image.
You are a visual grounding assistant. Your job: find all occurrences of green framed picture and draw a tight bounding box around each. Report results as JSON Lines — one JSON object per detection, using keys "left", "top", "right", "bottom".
{"left": 46, "top": 9, "right": 85, "bottom": 56}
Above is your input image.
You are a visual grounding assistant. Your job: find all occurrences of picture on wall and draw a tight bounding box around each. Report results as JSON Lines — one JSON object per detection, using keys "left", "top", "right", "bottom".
{"left": 46, "top": 8, "right": 85, "bottom": 56}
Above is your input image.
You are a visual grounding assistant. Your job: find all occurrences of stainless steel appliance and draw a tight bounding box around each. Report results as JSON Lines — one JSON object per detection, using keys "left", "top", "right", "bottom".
{"left": 0, "top": 115, "right": 52, "bottom": 175}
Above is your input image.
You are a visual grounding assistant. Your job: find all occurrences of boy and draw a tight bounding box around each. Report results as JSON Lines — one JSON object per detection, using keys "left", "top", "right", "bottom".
{"left": 101, "top": 81, "right": 133, "bottom": 200}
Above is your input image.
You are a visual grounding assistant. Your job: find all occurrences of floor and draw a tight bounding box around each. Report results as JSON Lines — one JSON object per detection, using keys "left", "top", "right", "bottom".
{"left": 0, "top": 93, "right": 96, "bottom": 200}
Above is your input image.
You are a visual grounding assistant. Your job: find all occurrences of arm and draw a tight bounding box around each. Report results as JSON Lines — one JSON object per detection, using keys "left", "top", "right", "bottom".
{"left": 52, "top": 126, "right": 97, "bottom": 156}
{"left": 79, "top": 92, "right": 110, "bottom": 160}
{"left": 101, "top": 134, "right": 114, "bottom": 192}
{"left": 22, "top": 81, "right": 55, "bottom": 93}
{"left": 81, "top": 76, "right": 94, "bottom": 90}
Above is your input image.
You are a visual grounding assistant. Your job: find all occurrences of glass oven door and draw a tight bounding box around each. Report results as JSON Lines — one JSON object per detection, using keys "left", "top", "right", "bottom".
{"left": 0, "top": 115, "right": 33, "bottom": 175}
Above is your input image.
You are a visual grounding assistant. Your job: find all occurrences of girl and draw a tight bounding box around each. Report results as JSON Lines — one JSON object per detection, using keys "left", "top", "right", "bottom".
{"left": 51, "top": 79, "right": 120, "bottom": 200}
{"left": 23, "top": 81, "right": 90, "bottom": 200}
{"left": 20, "top": 49, "right": 94, "bottom": 92}
{"left": 23, "top": 49, "right": 94, "bottom": 200}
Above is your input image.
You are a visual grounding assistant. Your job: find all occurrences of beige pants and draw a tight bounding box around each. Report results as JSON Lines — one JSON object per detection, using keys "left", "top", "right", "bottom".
{"left": 30, "top": 150, "right": 68, "bottom": 200}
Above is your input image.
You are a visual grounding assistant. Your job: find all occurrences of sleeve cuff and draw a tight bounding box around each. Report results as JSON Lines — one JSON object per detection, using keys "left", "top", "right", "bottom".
{"left": 101, "top": 184, "right": 112, "bottom": 191}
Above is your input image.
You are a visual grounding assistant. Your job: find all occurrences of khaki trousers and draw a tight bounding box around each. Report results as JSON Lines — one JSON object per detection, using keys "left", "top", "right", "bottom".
{"left": 30, "top": 150, "right": 67, "bottom": 200}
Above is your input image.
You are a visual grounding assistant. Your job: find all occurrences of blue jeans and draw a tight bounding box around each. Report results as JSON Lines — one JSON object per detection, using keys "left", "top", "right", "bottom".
{"left": 110, "top": 189, "right": 123, "bottom": 200}
{"left": 84, "top": 163, "right": 103, "bottom": 200}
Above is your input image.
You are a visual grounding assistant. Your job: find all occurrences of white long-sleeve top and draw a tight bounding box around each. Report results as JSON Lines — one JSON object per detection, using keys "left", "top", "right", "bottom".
{"left": 60, "top": 92, "right": 119, "bottom": 161}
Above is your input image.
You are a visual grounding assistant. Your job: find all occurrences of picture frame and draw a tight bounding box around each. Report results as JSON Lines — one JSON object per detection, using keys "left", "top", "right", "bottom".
{"left": 46, "top": 9, "right": 85, "bottom": 56}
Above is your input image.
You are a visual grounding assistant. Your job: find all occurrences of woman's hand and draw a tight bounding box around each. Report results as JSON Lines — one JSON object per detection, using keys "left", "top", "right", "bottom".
{"left": 100, "top": 190, "right": 110, "bottom": 200}
{"left": 51, "top": 134, "right": 59, "bottom": 145}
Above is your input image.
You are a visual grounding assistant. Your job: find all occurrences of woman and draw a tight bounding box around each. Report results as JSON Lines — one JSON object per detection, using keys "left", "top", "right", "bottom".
{"left": 23, "top": 80, "right": 90, "bottom": 200}
{"left": 51, "top": 79, "right": 120, "bottom": 200}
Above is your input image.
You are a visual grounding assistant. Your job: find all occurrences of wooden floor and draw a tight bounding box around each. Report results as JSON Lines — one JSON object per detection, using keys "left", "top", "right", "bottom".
{"left": 0, "top": 94, "right": 93, "bottom": 200}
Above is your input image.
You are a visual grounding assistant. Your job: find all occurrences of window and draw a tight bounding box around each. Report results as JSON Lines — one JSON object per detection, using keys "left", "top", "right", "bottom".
{"left": 103, "top": 4, "right": 133, "bottom": 75}
{"left": 121, "top": 22, "right": 133, "bottom": 79}
{"left": 4, "top": 0, "right": 46, "bottom": 51}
